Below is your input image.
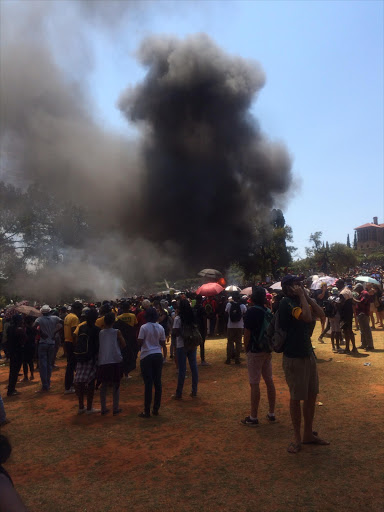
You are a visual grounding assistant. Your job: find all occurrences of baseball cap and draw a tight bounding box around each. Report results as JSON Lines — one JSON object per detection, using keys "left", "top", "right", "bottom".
{"left": 281, "top": 275, "right": 304, "bottom": 286}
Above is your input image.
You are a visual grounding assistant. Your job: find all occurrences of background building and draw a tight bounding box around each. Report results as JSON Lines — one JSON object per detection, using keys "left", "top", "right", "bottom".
{"left": 355, "top": 217, "right": 384, "bottom": 250}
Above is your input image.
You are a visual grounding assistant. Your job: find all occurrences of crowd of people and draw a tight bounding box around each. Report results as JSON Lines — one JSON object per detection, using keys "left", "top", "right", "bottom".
{"left": 0, "top": 267, "right": 382, "bottom": 459}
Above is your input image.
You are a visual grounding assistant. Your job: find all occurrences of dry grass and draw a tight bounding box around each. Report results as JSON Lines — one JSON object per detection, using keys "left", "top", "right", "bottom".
{"left": 1, "top": 324, "right": 383, "bottom": 512}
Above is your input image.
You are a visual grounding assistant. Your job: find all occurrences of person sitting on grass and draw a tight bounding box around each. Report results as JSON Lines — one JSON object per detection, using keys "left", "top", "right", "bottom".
{"left": 137, "top": 307, "right": 166, "bottom": 418}
{"left": 0, "top": 435, "right": 29, "bottom": 512}
{"left": 96, "top": 312, "right": 126, "bottom": 416}
{"left": 241, "top": 287, "right": 276, "bottom": 426}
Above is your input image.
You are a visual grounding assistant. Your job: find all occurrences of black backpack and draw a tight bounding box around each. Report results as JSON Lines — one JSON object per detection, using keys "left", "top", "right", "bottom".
{"left": 323, "top": 299, "right": 337, "bottom": 318}
{"left": 74, "top": 324, "right": 94, "bottom": 362}
{"left": 229, "top": 302, "right": 243, "bottom": 322}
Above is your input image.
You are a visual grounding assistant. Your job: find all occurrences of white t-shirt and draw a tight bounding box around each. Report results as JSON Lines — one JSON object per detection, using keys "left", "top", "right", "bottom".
{"left": 225, "top": 302, "right": 247, "bottom": 328}
{"left": 138, "top": 322, "right": 165, "bottom": 360}
{"left": 173, "top": 316, "right": 184, "bottom": 348}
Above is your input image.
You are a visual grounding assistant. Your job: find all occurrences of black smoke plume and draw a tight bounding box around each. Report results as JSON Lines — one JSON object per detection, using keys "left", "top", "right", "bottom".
{"left": 0, "top": 2, "right": 293, "bottom": 299}
{"left": 119, "top": 34, "right": 292, "bottom": 269}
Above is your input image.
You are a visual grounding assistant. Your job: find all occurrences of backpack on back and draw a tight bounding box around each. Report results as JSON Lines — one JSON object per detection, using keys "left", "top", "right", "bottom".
{"left": 204, "top": 302, "right": 213, "bottom": 316}
{"left": 249, "top": 306, "right": 273, "bottom": 353}
{"left": 181, "top": 322, "right": 202, "bottom": 352}
{"left": 266, "top": 309, "right": 287, "bottom": 353}
{"left": 74, "top": 325, "right": 92, "bottom": 362}
{"left": 229, "top": 302, "right": 243, "bottom": 323}
{"left": 324, "top": 299, "right": 337, "bottom": 318}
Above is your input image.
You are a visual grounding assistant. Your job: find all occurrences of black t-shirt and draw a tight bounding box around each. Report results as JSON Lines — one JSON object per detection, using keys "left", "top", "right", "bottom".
{"left": 244, "top": 306, "right": 267, "bottom": 353}
{"left": 279, "top": 297, "right": 313, "bottom": 358}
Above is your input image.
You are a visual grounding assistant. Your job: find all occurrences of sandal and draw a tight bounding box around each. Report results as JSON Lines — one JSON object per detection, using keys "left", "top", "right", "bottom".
{"left": 287, "top": 442, "right": 301, "bottom": 454}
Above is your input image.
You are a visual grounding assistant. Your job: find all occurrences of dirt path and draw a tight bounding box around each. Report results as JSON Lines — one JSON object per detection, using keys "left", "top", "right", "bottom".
{"left": 1, "top": 325, "right": 383, "bottom": 512}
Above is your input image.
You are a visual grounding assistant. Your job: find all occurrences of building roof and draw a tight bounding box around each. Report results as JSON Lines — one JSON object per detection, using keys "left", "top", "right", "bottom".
{"left": 355, "top": 223, "right": 384, "bottom": 230}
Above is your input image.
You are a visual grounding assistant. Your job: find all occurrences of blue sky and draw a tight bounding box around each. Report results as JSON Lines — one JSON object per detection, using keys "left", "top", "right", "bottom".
{"left": 89, "top": 0, "right": 383, "bottom": 257}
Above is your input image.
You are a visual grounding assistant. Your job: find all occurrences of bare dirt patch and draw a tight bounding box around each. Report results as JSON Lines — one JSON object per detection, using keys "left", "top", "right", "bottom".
{"left": 1, "top": 325, "right": 383, "bottom": 512}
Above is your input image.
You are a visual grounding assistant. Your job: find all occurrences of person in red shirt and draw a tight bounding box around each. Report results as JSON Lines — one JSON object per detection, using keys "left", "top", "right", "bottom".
{"left": 136, "top": 299, "right": 151, "bottom": 335}
{"left": 353, "top": 284, "right": 374, "bottom": 351}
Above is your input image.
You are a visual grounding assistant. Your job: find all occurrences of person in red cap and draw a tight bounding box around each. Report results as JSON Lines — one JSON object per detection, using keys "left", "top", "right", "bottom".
{"left": 279, "top": 275, "right": 330, "bottom": 453}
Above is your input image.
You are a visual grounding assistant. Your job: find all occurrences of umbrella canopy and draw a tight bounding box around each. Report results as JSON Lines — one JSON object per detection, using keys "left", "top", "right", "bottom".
{"left": 225, "top": 285, "right": 241, "bottom": 292}
{"left": 241, "top": 286, "right": 253, "bottom": 295}
{"left": 311, "top": 276, "right": 337, "bottom": 290}
{"left": 14, "top": 305, "right": 42, "bottom": 317}
{"left": 196, "top": 283, "right": 224, "bottom": 296}
{"left": 355, "top": 276, "right": 381, "bottom": 286}
{"left": 270, "top": 282, "right": 282, "bottom": 290}
{"left": 198, "top": 268, "right": 222, "bottom": 279}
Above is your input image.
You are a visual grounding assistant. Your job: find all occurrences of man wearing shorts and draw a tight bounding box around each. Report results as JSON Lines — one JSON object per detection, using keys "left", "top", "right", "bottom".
{"left": 241, "top": 287, "right": 276, "bottom": 426}
{"left": 279, "top": 275, "right": 330, "bottom": 453}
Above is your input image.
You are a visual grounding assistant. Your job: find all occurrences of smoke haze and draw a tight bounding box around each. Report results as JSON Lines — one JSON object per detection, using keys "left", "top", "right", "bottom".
{"left": 0, "top": 2, "right": 293, "bottom": 300}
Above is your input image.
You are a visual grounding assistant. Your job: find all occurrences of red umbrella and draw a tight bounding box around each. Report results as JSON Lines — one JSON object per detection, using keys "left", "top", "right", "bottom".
{"left": 196, "top": 283, "right": 224, "bottom": 296}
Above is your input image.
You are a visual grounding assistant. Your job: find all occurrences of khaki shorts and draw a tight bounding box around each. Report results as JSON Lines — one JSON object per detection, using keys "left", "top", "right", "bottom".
{"left": 282, "top": 353, "right": 319, "bottom": 400}
{"left": 247, "top": 352, "right": 273, "bottom": 385}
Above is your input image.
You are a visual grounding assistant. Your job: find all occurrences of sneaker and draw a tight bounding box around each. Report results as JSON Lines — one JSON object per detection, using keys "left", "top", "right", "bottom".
{"left": 200, "top": 361, "right": 210, "bottom": 366}
{"left": 101, "top": 409, "right": 110, "bottom": 415}
{"left": 35, "top": 388, "right": 49, "bottom": 393}
{"left": 113, "top": 408, "right": 122, "bottom": 416}
{"left": 152, "top": 409, "right": 159, "bottom": 416}
{"left": 266, "top": 413, "right": 276, "bottom": 422}
{"left": 172, "top": 394, "right": 182, "bottom": 400}
{"left": 7, "top": 390, "right": 20, "bottom": 397}
{"left": 64, "top": 388, "right": 76, "bottom": 395}
{"left": 138, "top": 412, "right": 150, "bottom": 418}
{"left": 241, "top": 416, "right": 259, "bottom": 426}
{"left": 86, "top": 408, "right": 101, "bottom": 415}
{"left": 190, "top": 392, "right": 197, "bottom": 397}
{"left": 78, "top": 408, "right": 86, "bottom": 415}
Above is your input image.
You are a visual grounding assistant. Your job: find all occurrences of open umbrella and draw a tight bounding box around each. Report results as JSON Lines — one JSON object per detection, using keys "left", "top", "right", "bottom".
{"left": 241, "top": 286, "right": 253, "bottom": 295}
{"left": 15, "top": 305, "right": 42, "bottom": 317}
{"left": 196, "top": 283, "right": 224, "bottom": 296}
{"left": 198, "top": 269, "right": 222, "bottom": 279}
{"left": 355, "top": 276, "right": 381, "bottom": 286}
{"left": 311, "top": 276, "right": 337, "bottom": 290}
{"left": 270, "top": 282, "right": 282, "bottom": 291}
{"left": 225, "top": 285, "right": 241, "bottom": 292}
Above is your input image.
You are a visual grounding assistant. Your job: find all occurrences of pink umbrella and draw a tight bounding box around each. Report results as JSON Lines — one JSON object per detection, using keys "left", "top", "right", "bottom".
{"left": 196, "top": 283, "right": 224, "bottom": 296}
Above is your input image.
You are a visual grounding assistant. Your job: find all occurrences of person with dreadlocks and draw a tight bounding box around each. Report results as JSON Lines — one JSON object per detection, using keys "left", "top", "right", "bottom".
{"left": 172, "top": 299, "right": 199, "bottom": 399}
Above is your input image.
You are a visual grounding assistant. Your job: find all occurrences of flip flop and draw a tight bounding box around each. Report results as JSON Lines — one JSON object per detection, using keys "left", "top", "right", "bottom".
{"left": 287, "top": 442, "right": 301, "bottom": 454}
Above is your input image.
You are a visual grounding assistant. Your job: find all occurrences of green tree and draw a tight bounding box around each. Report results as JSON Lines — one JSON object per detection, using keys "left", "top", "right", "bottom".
{"left": 328, "top": 243, "right": 358, "bottom": 273}
{"left": 347, "top": 234, "right": 351, "bottom": 248}
{"left": 353, "top": 231, "right": 358, "bottom": 250}
{"left": 0, "top": 181, "right": 88, "bottom": 288}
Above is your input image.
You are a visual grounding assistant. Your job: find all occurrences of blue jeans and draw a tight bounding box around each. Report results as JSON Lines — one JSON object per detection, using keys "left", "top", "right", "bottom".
{"left": 38, "top": 343, "right": 55, "bottom": 390}
{"left": 0, "top": 393, "right": 6, "bottom": 423}
{"left": 176, "top": 347, "right": 198, "bottom": 397}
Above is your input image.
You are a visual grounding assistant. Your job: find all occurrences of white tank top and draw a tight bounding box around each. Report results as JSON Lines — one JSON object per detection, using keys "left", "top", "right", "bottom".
{"left": 98, "top": 328, "right": 123, "bottom": 365}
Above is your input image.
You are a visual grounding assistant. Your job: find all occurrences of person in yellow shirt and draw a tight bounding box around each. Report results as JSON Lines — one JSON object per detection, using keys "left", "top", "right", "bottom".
{"left": 115, "top": 302, "right": 138, "bottom": 378}
{"left": 63, "top": 302, "right": 82, "bottom": 394}
{"left": 95, "top": 303, "right": 113, "bottom": 330}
